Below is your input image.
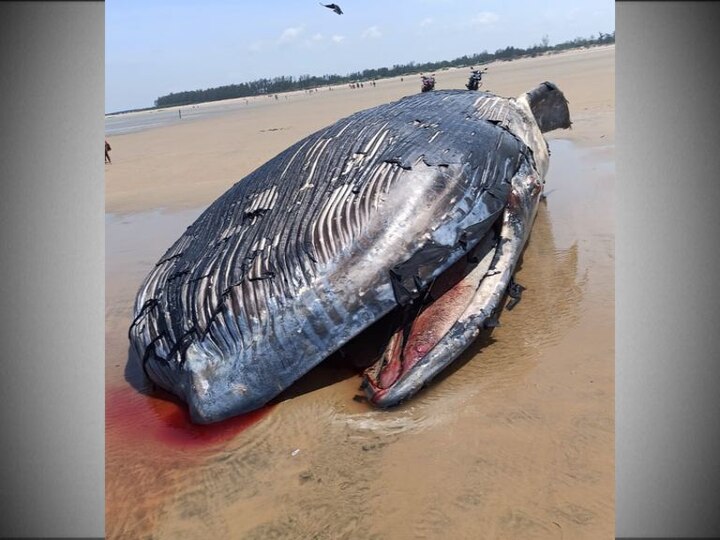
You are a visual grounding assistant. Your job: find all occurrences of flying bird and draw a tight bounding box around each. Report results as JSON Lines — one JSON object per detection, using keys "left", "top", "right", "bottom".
{"left": 320, "top": 3, "right": 343, "bottom": 15}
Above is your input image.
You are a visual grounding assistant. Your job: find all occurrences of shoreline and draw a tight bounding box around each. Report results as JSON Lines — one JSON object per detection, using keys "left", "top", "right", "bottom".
{"left": 106, "top": 45, "right": 614, "bottom": 216}
{"left": 106, "top": 44, "right": 615, "bottom": 120}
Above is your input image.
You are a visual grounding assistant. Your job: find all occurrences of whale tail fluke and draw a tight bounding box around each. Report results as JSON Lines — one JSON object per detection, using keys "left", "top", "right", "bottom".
{"left": 523, "top": 81, "right": 572, "bottom": 133}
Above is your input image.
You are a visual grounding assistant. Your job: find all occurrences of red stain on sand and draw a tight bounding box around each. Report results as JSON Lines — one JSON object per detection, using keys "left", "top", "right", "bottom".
{"left": 106, "top": 385, "right": 272, "bottom": 449}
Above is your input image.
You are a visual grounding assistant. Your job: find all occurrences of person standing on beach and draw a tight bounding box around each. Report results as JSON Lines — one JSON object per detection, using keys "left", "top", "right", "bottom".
{"left": 105, "top": 139, "right": 112, "bottom": 164}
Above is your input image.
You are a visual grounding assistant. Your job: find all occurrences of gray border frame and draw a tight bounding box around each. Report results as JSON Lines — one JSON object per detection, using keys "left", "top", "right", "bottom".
{"left": 616, "top": 1, "right": 720, "bottom": 538}
{"left": 0, "top": 2, "right": 105, "bottom": 538}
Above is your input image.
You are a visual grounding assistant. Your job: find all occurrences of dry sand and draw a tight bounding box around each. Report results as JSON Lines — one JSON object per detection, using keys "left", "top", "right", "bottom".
{"left": 106, "top": 45, "right": 614, "bottom": 539}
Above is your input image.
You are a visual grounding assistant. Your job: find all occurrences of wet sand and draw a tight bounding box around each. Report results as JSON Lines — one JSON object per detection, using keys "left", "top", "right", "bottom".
{"left": 106, "top": 45, "right": 614, "bottom": 539}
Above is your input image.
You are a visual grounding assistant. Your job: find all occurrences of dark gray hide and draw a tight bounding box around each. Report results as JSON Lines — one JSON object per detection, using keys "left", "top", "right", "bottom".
{"left": 525, "top": 81, "right": 572, "bottom": 133}
{"left": 129, "top": 90, "right": 544, "bottom": 423}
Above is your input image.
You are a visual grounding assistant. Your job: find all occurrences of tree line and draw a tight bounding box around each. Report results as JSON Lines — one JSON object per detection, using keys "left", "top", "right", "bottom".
{"left": 152, "top": 31, "right": 614, "bottom": 109}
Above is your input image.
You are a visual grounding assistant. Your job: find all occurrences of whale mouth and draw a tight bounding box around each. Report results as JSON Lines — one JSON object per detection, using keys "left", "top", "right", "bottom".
{"left": 361, "top": 161, "right": 543, "bottom": 408}
{"left": 362, "top": 227, "right": 501, "bottom": 406}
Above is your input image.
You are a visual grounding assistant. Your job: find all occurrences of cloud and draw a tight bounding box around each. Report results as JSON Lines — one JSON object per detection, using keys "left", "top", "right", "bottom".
{"left": 419, "top": 17, "right": 434, "bottom": 28}
{"left": 331, "top": 35, "right": 345, "bottom": 43}
{"left": 303, "top": 33, "right": 325, "bottom": 48}
{"left": 470, "top": 12, "right": 499, "bottom": 25}
{"left": 361, "top": 26, "right": 382, "bottom": 39}
{"left": 278, "top": 26, "right": 304, "bottom": 44}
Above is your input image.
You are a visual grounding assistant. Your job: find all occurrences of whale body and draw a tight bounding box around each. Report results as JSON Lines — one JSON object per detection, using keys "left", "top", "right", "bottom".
{"left": 129, "top": 84, "right": 571, "bottom": 423}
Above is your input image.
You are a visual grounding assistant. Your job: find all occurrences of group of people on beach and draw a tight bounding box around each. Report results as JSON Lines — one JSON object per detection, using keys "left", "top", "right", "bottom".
{"left": 348, "top": 80, "right": 377, "bottom": 89}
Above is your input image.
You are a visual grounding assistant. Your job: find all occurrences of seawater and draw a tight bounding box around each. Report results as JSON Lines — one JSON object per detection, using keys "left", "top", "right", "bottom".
{"left": 106, "top": 100, "right": 260, "bottom": 136}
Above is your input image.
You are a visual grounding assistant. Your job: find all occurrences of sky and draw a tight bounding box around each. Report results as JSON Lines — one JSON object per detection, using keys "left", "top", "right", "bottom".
{"left": 106, "top": 0, "right": 614, "bottom": 113}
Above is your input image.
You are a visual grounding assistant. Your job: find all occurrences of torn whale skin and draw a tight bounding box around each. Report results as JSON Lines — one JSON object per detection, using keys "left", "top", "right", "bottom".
{"left": 128, "top": 84, "right": 571, "bottom": 424}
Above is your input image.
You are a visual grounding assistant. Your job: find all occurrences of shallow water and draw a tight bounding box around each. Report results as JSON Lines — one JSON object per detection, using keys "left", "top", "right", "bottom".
{"left": 105, "top": 102, "right": 258, "bottom": 136}
{"left": 106, "top": 139, "right": 614, "bottom": 539}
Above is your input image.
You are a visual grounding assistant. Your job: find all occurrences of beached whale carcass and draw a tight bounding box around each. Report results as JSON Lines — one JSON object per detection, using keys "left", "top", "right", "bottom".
{"left": 129, "top": 84, "right": 571, "bottom": 423}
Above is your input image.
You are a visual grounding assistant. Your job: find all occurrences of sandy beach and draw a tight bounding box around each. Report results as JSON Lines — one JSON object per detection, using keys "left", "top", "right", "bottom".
{"left": 106, "top": 45, "right": 614, "bottom": 539}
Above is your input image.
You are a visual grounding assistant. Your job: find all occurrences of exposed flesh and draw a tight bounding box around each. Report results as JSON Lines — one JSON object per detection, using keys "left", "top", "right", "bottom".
{"left": 365, "top": 232, "right": 498, "bottom": 391}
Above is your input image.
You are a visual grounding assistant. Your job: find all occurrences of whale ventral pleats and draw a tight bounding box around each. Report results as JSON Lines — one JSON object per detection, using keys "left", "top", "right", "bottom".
{"left": 243, "top": 184, "right": 279, "bottom": 222}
